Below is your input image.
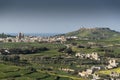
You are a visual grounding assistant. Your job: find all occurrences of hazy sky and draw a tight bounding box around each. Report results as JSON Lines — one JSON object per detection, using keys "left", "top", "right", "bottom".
{"left": 0, "top": 0, "right": 120, "bottom": 33}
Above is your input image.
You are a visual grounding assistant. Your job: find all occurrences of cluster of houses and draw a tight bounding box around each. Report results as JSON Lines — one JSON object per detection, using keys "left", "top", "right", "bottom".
{"left": 0, "top": 32, "right": 79, "bottom": 43}
{"left": 58, "top": 57, "right": 119, "bottom": 79}
{"left": 110, "top": 71, "right": 120, "bottom": 78}
{"left": 80, "top": 59, "right": 119, "bottom": 79}
{"left": 78, "top": 59, "right": 119, "bottom": 79}
{"left": 78, "top": 66, "right": 102, "bottom": 79}
{"left": 75, "top": 52, "right": 100, "bottom": 60}
{"left": 59, "top": 52, "right": 120, "bottom": 80}
{"left": 0, "top": 32, "right": 67, "bottom": 43}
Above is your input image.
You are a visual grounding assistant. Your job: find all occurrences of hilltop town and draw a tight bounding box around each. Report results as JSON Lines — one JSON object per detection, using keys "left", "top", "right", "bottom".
{"left": 0, "top": 32, "right": 67, "bottom": 43}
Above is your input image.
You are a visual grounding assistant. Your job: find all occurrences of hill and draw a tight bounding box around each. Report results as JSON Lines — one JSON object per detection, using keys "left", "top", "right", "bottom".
{"left": 64, "top": 27, "right": 120, "bottom": 40}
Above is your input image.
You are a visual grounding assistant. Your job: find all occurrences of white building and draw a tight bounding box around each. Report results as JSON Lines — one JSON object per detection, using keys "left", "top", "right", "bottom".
{"left": 107, "top": 59, "right": 119, "bottom": 69}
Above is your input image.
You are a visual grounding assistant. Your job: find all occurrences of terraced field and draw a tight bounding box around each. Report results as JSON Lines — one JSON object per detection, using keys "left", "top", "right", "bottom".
{"left": 0, "top": 63, "right": 75, "bottom": 80}
{"left": 98, "top": 67, "right": 120, "bottom": 75}
{"left": 0, "top": 39, "right": 120, "bottom": 80}
{"left": 0, "top": 42, "right": 66, "bottom": 49}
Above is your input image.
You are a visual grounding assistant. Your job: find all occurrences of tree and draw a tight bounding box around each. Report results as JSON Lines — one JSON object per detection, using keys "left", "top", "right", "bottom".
{"left": 64, "top": 48, "right": 74, "bottom": 55}
{"left": 58, "top": 47, "right": 66, "bottom": 52}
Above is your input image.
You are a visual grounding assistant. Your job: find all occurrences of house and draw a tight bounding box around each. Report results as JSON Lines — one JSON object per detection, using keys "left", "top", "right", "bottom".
{"left": 86, "top": 54, "right": 91, "bottom": 59}
{"left": 60, "top": 68, "right": 75, "bottom": 72}
{"left": 0, "top": 38, "right": 4, "bottom": 42}
{"left": 78, "top": 69, "right": 93, "bottom": 77}
{"left": 110, "top": 71, "right": 120, "bottom": 77}
{"left": 107, "top": 59, "right": 119, "bottom": 69}
{"left": 75, "top": 53, "right": 81, "bottom": 57}
{"left": 110, "top": 78, "right": 120, "bottom": 80}
{"left": 86, "top": 69, "right": 93, "bottom": 74}
{"left": 92, "top": 73, "right": 101, "bottom": 80}
{"left": 4, "top": 49, "right": 10, "bottom": 54}
{"left": 75, "top": 52, "right": 100, "bottom": 60}
{"left": 91, "top": 66, "right": 103, "bottom": 71}
{"left": 85, "top": 52, "right": 100, "bottom": 60}
{"left": 78, "top": 71, "right": 88, "bottom": 77}
{"left": 91, "top": 52, "right": 100, "bottom": 60}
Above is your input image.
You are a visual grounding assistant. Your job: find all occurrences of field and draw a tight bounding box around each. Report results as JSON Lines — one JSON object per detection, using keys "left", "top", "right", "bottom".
{"left": 0, "top": 39, "right": 120, "bottom": 80}
{"left": 0, "top": 42, "right": 66, "bottom": 49}
{"left": 98, "top": 67, "right": 120, "bottom": 75}
{"left": 0, "top": 42, "right": 84, "bottom": 80}
{"left": 0, "top": 63, "right": 77, "bottom": 80}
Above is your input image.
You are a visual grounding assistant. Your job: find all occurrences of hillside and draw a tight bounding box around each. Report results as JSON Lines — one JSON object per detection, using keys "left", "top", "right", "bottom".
{"left": 64, "top": 27, "right": 120, "bottom": 40}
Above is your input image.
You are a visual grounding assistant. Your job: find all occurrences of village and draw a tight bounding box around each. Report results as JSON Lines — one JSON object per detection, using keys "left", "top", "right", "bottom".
{"left": 0, "top": 32, "right": 68, "bottom": 43}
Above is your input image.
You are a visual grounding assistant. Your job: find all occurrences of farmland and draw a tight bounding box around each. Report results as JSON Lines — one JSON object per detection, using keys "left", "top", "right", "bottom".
{"left": 0, "top": 28, "right": 120, "bottom": 80}
{"left": 0, "top": 39, "right": 120, "bottom": 80}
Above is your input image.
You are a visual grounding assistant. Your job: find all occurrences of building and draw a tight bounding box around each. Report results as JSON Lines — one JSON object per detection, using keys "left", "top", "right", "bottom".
{"left": 107, "top": 59, "right": 119, "bottom": 69}
{"left": 17, "top": 32, "right": 24, "bottom": 40}
{"left": 110, "top": 71, "right": 120, "bottom": 77}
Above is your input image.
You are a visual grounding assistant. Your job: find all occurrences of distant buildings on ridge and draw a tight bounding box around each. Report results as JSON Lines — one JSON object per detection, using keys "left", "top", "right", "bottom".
{"left": 0, "top": 32, "right": 70, "bottom": 43}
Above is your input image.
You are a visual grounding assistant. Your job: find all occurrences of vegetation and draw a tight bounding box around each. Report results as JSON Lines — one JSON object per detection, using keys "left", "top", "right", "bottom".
{"left": 0, "top": 28, "right": 120, "bottom": 80}
{"left": 0, "top": 33, "right": 15, "bottom": 38}
{"left": 64, "top": 27, "right": 120, "bottom": 40}
{"left": 0, "top": 63, "right": 74, "bottom": 80}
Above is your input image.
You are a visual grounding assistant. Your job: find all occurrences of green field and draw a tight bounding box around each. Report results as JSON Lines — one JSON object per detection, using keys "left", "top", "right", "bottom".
{"left": 98, "top": 67, "right": 120, "bottom": 75}
{"left": 0, "top": 39, "right": 120, "bottom": 80}
{"left": 0, "top": 42, "right": 66, "bottom": 49}
{"left": 0, "top": 63, "right": 77, "bottom": 80}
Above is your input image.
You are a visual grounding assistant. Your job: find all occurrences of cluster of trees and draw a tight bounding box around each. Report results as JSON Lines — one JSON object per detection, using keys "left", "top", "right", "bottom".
{"left": 58, "top": 47, "right": 74, "bottom": 55}
{"left": 0, "top": 55, "right": 30, "bottom": 66}
{"left": 0, "top": 55, "right": 20, "bottom": 62}
{"left": 0, "top": 33, "right": 15, "bottom": 38}
{"left": 0, "top": 47, "right": 49, "bottom": 55}
{"left": 103, "top": 53, "right": 120, "bottom": 58}
{"left": 98, "top": 47, "right": 120, "bottom": 58}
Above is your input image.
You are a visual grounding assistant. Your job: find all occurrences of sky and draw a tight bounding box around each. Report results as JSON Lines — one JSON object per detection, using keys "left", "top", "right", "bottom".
{"left": 0, "top": 0, "right": 120, "bottom": 33}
